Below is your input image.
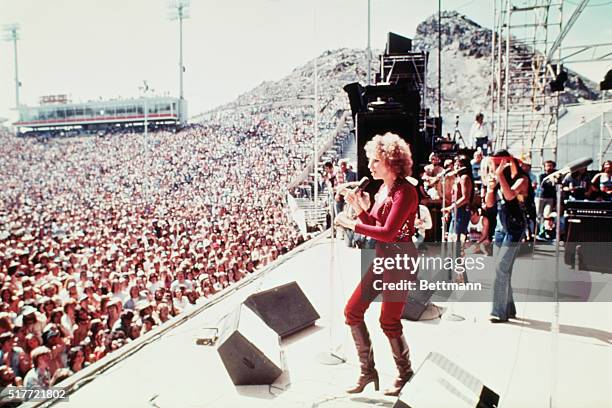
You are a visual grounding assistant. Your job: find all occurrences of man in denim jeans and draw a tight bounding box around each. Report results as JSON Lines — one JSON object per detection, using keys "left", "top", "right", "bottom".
{"left": 442, "top": 155, "right": 474, "bottom": 282}
{"left": 485, "top": 150, "right": 530, "bottom": 323}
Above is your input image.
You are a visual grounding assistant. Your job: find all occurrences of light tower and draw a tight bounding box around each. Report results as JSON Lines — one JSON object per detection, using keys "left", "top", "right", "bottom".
{"left": 168, "top": 0, "right": 190, "bottom": 126}
{"left": 3, "top": 24, "right": 21, "bottom": 109}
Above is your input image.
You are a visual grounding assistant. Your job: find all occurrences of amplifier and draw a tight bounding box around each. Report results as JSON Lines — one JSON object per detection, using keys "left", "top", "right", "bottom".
{"left": 564, "top": 201, "right": 612, "bottom": 273}
{"left": 565, "top": 200, "right": 612, "bottom": 218}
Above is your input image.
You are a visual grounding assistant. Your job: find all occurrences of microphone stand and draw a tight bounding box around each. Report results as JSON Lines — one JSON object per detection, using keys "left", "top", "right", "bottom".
{"left": 316, "top": 190, "right": 346, "bottom": 365}
{"left": 549, "top": 183, "right": 562, "bottom": 407}
{"left": 441, "top": 172, "right": 448, "bottom": 243}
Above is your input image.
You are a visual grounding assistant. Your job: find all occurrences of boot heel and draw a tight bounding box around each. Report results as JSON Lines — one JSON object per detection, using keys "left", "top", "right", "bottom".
{"left": 374, "top": 378, "right": 380, "bottom": 391}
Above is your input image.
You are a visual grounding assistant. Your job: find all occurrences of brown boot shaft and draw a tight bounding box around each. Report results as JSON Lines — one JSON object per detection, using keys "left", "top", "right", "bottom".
{"left": 346, "top": 322, "right": 379, "bottom": 393}
{"left": 383, "top": 334, "right": 413, "bottom": 396}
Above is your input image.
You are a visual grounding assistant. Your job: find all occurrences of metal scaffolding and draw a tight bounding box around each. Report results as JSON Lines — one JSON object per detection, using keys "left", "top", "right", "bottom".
{"left": 492, "top": 0, "right": 565, "bottom": 168}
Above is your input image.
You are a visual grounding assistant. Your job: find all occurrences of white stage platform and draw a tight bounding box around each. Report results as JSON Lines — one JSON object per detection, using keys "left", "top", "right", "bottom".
{"left": 39, "top": 236, "right": 611, "bottom": 408}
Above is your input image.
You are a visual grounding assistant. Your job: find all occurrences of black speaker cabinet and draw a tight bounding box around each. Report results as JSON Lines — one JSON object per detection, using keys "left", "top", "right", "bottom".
{"left": 355, "top": 111, "right": 421, "bottom": 197}
{"left": 217, "top": 305, "right": 283, "bottom": 386}
{"left": 343, "top": 82, "right": 367, "bottom": 124}
{"left": 564, "top": 202, "right": 612, "bottom": 273}
{"left": 401, "top": 288, "right": 435, "bottom": 321}
{"left": 393, "top": 352, "right": 499, "bottom": 408}
{"left": 565, "top": 229, "right": 612, "bottom": 273}
{"left": 386, "top": 32, "right": 413, "bottom": 55}
{"left": 364, "top": 84, "right": 421, "bottom": 114}
{"left": 244, "top": 281, "right": 320, "bottom": 339}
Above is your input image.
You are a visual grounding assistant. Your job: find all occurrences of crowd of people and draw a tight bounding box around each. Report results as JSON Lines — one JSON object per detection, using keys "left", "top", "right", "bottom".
{"left": 0, "top": 101, "right": 345, "bottom": 388}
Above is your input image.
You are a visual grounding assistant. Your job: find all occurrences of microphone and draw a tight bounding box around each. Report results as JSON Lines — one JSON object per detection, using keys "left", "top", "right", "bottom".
{"left": 356, "top": 176, "right": 370, "bottom": 191}
{"left": 335, "top": 180, "right": 360, "bottom": 191}
{"left": 542, "top": 157, "right": 593, "bottom": 184}
{"left": 337, "top": 177, "right": 370, "bottom": 196}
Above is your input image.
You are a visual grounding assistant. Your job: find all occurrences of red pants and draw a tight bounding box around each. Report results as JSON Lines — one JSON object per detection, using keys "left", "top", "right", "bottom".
{"left": 344, "top": 242, "right": 416, "bottom": 339}
{"left": 344, "top": 279, "right": 406, "bottom": 338}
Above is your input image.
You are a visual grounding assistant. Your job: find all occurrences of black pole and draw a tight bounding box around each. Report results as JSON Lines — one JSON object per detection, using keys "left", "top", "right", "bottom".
{"left": 438, "top": 0, "right": 442, "bottom": 122}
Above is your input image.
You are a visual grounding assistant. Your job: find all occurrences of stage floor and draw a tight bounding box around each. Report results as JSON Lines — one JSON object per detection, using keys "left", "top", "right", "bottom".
{"left": 46, "top": 238, "right": 611, "bottom": 408}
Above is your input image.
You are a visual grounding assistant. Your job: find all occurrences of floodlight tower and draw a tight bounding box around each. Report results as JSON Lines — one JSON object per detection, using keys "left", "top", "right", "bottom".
{"left": 168, "top": 0, "right": 189, "bottom": 125}
{"left": 3, "top": 24, "right": 21, "bottom": 109}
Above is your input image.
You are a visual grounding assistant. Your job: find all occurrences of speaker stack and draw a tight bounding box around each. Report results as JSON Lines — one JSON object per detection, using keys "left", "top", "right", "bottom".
{"left": 216, "top": 281, "right": 319, "bottom": 385}
{"left": 342, "top": 33, "right": 433, "bottom": 197}
{"left": 356, "top": 110, "right": 420, "bottom": 196}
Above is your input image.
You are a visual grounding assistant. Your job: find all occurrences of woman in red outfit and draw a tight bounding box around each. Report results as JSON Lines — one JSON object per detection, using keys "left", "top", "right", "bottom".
{"left": 335, "top": 132, "right": 418, "bottom": 396}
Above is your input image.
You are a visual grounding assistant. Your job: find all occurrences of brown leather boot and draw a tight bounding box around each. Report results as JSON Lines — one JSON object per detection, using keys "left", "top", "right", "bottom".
{"left": 383, "top": 335, "right": 413, "bottom": 396}
{"left": 346, "top": 322, "right": 379, "bottom": 393}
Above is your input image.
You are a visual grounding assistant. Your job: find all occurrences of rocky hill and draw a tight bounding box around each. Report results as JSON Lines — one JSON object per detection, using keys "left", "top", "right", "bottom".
{"left": 203, "top": 48, "right": 370, "bottom": 127}
{"left": 414, "top": 10, "right": 600, "bottom": 113}
{"left": 203, "top": 10, "right": 599, "bottom": 121}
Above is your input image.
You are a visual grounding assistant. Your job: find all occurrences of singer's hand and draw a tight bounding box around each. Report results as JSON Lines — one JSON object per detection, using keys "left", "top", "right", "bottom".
{"left": 345, "top": 190, "right": 368, "bottom": 214}
{"left": 335, "top": 212, "right": 358, "bottom": 230}
{"left": 344, "top": 190, "right": 359, "bottom": 210}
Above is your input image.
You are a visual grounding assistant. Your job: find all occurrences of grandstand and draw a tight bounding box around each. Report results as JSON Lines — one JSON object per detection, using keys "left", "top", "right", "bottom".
{"left": 14, "top": 96, "right": 187, "bottom": 135}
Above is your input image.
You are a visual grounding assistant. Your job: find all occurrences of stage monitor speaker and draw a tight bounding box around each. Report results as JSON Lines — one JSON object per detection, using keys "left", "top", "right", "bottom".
{"left": 386, "top": 32, "right": 413, "bottom": 55}
{"left": 393, "top": 352, "right": 499, "bottom": 408}
{"left": 402, "top": 288, "right": 436, "bottom": 321}
{"left": 217, "top": 305, "right": 283, "bottom": 386}
{"left": 244, "top": 281, "right": 320, "bottom": 339}
{"left": 355, "top": 111, "right": 422, "bottom": 196}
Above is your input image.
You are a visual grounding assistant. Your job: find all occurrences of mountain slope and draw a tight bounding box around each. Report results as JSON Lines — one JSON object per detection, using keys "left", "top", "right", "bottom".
{"left": 414, "top": 10, "right": 600, "bottom": 113}
{"left": 202, "top": 10, "right": 599, "bottom": 121}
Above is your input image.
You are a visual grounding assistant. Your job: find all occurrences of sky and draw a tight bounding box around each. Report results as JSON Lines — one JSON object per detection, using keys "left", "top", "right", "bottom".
{"left": 1, "top": 0, "right": 611, "bottom": 122}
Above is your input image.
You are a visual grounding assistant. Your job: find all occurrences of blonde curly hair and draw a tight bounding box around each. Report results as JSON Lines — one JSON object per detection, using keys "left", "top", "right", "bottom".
{"left": 364, "top": 132, "right": 413, "bottom": 178}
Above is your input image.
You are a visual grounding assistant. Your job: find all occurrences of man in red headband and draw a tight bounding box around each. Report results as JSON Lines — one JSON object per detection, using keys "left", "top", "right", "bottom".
{"left": 485, "top": 150, "right": 531, "bottom": 322}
